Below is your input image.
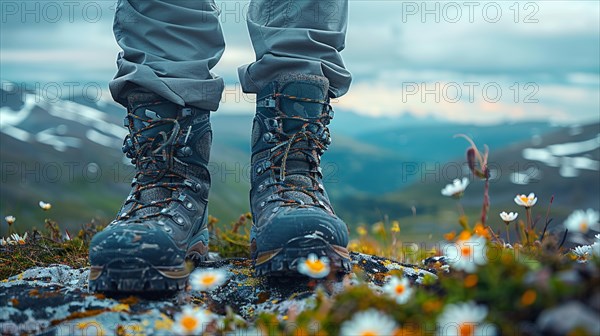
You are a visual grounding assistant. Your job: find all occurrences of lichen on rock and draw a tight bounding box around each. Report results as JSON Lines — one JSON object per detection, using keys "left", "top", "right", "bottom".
{"left": 0, "top": 253, "right": 436, "bottom": 335}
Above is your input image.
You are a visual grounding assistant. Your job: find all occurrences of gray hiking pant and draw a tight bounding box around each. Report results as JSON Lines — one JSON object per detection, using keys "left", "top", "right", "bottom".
{"left": 109, "top": 0, "right": 351, "bottom": 111}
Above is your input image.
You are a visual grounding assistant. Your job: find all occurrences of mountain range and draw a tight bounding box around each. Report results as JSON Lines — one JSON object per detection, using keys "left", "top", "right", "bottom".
{"left": 1, "top": 81, "right": 598, "bottom": 240}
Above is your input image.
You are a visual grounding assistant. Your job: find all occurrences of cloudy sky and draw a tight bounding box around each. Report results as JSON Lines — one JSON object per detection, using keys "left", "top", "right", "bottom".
{"left": 1, "top": 0, "right": 599, "bottom": 124}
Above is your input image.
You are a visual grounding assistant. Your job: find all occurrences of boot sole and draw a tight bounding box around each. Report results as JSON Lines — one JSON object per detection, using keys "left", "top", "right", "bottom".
{"left": 89, "top": 238, "right": 209, "bottom": 295}
{"left": 253, "top": 235, "right": 351, "bottom": 277}
{"left": 88, "top": 257, "right": 190, "bottom": 295}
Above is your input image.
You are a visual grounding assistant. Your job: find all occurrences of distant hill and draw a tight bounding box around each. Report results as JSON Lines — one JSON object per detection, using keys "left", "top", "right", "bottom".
{"left": 334, "top": 123, "right": 600, "bottom": 240}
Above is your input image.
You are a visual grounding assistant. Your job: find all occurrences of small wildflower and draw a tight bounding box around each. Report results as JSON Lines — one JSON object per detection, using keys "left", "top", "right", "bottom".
{"left": 514, "top": 193, "right": 537, "bottom": 208}
{"left": 189, "top": 269, "right": 226, "bottom": 292}
{"left": 5, "top": 216, "right": 15, "bottom": 226}
{"left": 441, "top": 177, "right": 470, "bottom": 198}
{"left": 499, "top": 212, "right": 518, "bottom": 223}
{"left": 298, "top": 253, "right": 330, "bottom": 278}
{"left": 521, "top": 289, "right": 537, "bottom": 306}
{"left": 172, "top": 306, "right": 213, "bottom": 336}
{"left": 391, "top": 221, "right": 400, "bottom": 233}
{"left": 357, "top": 226, "right": 367, "bottom": 236}
{"left": 444, "top": 235, "right": 487, "bottom": 273}
{"left": 473, "top": 223, "right": 491, "bottom": 240}
{"left": 572, "top": 245, "right": 592, "bottom": 263}
{"left": 563, "top": 209, "right": 599, "bottom": 234}
{"left": 444, "top": 231, "right": 456, "bottom": 241}
{"left": 10, "top": 232, "right": 27, "bottom": 245}
{"left": 436, "top": 301, "right": 496, "bottom": 336}
{"left": 39, "top": 201, "right": 52, "bottom": 211}
{"left": 372, "top": 222, "right": 385, "bottom": 235}
{"left": 592, "top": 234, "right": 600, "bottom": 257}
{"left": 456, "top": 230, "right": 472, "bottom": 241}
{"left": 591, "top": 242, "right": 600, "bottom": 257}
{"left": 339, "top": 309, "right": 398, "bottom": 336}
{"left": 383, "top": 276, "right": 414, "bottom": 304}
{"left": 464, "top": 274, "right": 478, "bottom": 288}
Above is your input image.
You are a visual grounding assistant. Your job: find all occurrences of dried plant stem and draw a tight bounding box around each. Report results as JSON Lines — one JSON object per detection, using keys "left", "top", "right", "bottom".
{"left": 480, "top": 177, "right": 490, "bottom": 226}
{"left": 456, "top": 200, "right": 465, "bottom": 217}
{"left": 526, "top": 207, "right": 532, "bottom": 231}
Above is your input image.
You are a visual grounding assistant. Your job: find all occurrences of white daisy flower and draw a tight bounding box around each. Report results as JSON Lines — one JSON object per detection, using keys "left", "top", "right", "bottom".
{"left": 436, "top": 301, "right": 497, "bottom": 336}
{"left": 563, "top": 209, "right": 599, "bottom": 234}
{"left": 441, "top": 178, "right": 470, "bottom": 198}
{"left": 172, "top": 306, "right": 213, "bottom": 336}
{"left": 297, "top": 253, "right": 330, "bottom": 279}
{"left": 5, "top": 216, "right": 15, "bottom": 225}
{"left": 339, "top": 309, "right": 398, "bottom": 336}
{"left": 383, "top": 276, "right": 414, "bottom": 304}
{"left": 572, "top": 245, "right": 592, "bottom": 263}
{"left": 514, "top": 193, "right": 537, "bottom": 208}
{"left": 499, "top": 212, "right": 518, "bottom": 223}
{"left": 443, "top": 235, "right": 487, "bottom": 273}
{"left": 39, "top": 201, "right": 52, "bottom": 211}
{"left": 10, "top": 232, "right": 27, "bottom": 245}
{"left": 189, "top": 269, "right": 226, "bottom": 292}
{"left": 591, "top": 242, "right": 600, "bottom": 258}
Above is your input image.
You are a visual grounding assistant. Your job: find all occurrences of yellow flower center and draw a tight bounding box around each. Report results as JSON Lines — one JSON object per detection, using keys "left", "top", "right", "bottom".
{"left": 461, "top": 246, "right": 472, "bottom": 257}
{"left": 181, "top": 315, "right": 198, "bottom": 331}
{"left": 459, "top": 323, "right": 475, "bottom": 336}
{"left": 580, "top": 222, "right": 588, "bottom": 233}
{"left": 519, "top": 195, "right": 530, "bottom": 205}
{"left": 18, "top": 240, "right": 25, "bottom": 245}
{"left": 395, "top": 284, "right": 405, "bottom": 294}
{"left": 305, "top": 259, "right": 325, "bottom": 272}
{"left": 360, "top": 331, "right": 378, "bottom": 336}
{"left": 200, "top": 274, "right": 216, "bottom": 286}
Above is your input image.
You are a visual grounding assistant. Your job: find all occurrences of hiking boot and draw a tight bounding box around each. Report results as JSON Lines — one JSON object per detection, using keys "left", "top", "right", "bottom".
{"left": 249, "top": 74, "right": 351, "bottom": 276}
{"left": 89, "top": 91, "right": 212, "bottom": 293}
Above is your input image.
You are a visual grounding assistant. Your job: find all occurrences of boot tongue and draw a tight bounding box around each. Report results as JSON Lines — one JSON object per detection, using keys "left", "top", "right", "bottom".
{"left": 278, "top": 75, "right": 329, "bottom": 134}
{"left": 131, "top": 101, "right": 179, "bottom": 145}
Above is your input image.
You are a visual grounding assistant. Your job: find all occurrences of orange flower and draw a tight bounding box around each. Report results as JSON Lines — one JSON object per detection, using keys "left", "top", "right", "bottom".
{"left": 473, "top": 223, "right": 491, "bottom": 239}
{"left": 521, "top": 290, "right": 537, "bottom": 306}
{"left": 456, "top": 230, "right": 472, "bottom": 242}
{"left": 444, "top": 231, "right": 456, "bottom": 241}
{"left": 464, "top": 274, "right": 478, "bottom": 288}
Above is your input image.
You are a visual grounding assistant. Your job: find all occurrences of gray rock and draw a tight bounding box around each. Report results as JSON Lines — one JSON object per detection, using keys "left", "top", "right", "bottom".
{"left": 537, "top": 301, "right": 600, "bottom": 335}
{"left": 0, "top": 253, "right": 436, "bottom": 336}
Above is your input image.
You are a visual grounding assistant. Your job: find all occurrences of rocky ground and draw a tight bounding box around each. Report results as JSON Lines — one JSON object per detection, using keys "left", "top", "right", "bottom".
{"left": 0, "top": 252, "right": 439, "bottom": 336}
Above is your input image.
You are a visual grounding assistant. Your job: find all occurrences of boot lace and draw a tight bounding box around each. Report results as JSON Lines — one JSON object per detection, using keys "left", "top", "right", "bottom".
{"left": 119, "top": 110, "right": 196, "bottom": 221}
{"left": 260, "top": 93, "right": 333, "bottom": 209}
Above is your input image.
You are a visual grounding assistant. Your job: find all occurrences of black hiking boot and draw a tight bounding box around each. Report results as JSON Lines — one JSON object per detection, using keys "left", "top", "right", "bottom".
{"left": 89, "top": 91, "right": 212, "bottom": 293}
{"left": 249, "top": 74, "right": 351, "bottom": 276}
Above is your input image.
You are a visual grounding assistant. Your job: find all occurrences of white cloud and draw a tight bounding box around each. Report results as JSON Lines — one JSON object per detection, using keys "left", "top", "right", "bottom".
{"left": 338, "top": 77, "right": 595, "bottom": 125}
